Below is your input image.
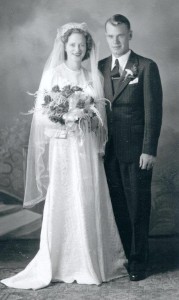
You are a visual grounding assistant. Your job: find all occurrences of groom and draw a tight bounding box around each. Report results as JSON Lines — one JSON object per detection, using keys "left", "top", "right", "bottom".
{"left": 98, "top": 14, "right": 162, "bottom": 281}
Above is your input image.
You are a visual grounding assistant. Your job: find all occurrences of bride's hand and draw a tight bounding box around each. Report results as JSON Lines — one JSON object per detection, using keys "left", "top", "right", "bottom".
{"left": 63, "top": 108, "right": 84, "bottom": 122}
{"left": 91, "top": 116, "right": 99, "bottom": 132}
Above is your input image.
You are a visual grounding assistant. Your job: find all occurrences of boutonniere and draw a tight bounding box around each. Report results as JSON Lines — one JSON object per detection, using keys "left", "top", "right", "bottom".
{"left": 123, "top": 64, "right": 138, "bottom": 81}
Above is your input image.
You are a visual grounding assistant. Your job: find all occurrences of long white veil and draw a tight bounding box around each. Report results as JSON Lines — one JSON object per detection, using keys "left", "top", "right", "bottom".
{"left": 23, "top": 23, "right": 108, "bottom": 208}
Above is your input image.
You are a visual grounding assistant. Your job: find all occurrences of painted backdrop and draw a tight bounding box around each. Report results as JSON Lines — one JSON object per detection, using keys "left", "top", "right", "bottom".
{"left": 0, "top": 0, "right": 179, "bottom": 238}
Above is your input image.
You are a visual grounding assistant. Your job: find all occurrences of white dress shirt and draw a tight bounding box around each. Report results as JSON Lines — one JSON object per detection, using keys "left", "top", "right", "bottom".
{"left": 111, "top": 50, "right": 131, "bottom": 74}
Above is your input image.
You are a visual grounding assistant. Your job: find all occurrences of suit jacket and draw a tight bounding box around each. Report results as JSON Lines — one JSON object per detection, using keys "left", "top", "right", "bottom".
{"left": 98, "top": 50, "right": 163, "bottom": 162}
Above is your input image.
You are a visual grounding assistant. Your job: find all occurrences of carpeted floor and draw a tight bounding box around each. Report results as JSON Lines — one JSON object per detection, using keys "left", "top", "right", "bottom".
{"left": 0, "top": 237, "right": 179, "bottom": 300}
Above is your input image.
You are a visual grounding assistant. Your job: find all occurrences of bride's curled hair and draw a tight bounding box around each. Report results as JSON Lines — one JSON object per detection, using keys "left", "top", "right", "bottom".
{"left": 61, "top": 28, "right": 94, "bottom": 61}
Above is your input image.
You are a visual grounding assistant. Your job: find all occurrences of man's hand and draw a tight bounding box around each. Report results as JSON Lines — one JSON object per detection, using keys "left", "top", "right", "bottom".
{"left": 139, "top": 153, "right": 156, "bottom": 170}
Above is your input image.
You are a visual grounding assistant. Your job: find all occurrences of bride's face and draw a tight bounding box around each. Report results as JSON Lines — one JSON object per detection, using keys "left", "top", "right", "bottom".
{"left": 65, "top": 33, "right": 87, "bottom": 63}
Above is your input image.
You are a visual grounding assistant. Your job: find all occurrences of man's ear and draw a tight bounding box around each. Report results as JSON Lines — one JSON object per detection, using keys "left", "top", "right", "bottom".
{"left": 129, "top": 30, "right": 133, "bottom": 40}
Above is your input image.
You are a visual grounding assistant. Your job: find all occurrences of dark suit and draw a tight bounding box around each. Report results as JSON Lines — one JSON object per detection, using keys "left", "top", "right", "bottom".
{"left": 99, "top": 51, "right": 162, "bottom": 272}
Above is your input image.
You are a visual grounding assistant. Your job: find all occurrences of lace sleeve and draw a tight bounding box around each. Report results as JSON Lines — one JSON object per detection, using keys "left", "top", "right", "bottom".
{"left": 95, "top": 97, "right": 108, "bottom": 156}
{"left": 90, "top": 72, "right": 108, "bottom": 155}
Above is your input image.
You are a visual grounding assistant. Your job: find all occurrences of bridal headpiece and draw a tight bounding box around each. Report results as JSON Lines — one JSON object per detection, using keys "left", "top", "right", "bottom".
{"left": 57, "top": 22, "right": 88, "bottom": 39}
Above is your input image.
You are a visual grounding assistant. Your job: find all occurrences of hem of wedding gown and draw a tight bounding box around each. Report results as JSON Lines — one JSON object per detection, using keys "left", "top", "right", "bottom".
{"left": 1, "top": 272, "right": 128, "bottom": 290}
{"left": 50, "top": 272, "right": 128, "bottom": 286}
{"left": 0, "top": 278, "right": 51, "bottom": 291}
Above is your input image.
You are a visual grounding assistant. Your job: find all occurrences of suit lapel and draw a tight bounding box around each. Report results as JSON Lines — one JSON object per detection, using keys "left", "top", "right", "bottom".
{"left": 113, "top": 51, "right": 139, "bottom": 102}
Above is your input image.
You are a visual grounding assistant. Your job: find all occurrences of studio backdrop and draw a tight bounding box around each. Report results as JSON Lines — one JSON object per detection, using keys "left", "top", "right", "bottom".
{"left": 0, "top": 0, "right": 179, "bottom": 238}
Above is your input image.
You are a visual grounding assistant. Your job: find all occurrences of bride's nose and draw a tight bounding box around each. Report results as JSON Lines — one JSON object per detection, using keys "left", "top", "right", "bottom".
{"left": 74, "top": 44, "right": 81, "bottom": 52}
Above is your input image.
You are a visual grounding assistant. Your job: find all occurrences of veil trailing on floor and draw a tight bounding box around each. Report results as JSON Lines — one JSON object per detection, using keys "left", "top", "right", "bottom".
{"left": 23, "top": 22, "right": 108, "bottom": 208}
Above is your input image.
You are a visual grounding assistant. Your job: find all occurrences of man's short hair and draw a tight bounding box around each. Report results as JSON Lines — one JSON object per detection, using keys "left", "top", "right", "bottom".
{"left": 105, "top": 14, "right": 131, "bottom": 30}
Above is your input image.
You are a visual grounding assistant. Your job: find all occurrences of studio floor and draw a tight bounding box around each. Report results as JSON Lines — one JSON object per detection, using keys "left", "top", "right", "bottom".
{"left": 0, "top": 237, "right": 179, "bottom": 300}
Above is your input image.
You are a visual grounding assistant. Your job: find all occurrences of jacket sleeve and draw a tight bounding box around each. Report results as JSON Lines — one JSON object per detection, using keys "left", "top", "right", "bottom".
{"left": 98, "top": 61, "right": 102, "bottom": 74}
{"left": 142, "top": 61, "right": 163, "bottom": 156}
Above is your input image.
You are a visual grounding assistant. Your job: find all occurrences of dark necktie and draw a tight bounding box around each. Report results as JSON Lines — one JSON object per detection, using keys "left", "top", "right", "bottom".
{"left": 111, "top": 59, "right": 120, "bottom": 78}
{"left": 111, "top": 59, "right": 120, "bottom": 95}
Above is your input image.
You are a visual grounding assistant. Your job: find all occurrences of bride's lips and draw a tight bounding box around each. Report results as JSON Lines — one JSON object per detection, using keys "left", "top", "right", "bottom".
{"left": 73, "top": 53, "right": 82, "bottom": 56}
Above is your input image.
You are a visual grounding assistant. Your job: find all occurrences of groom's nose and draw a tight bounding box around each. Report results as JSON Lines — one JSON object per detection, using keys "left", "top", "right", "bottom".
{"left": 113, "top": 36, "right": 119, "bottom": 44}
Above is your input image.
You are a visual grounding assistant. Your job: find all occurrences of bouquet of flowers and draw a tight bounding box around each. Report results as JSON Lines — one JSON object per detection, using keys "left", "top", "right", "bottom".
{"left": 32, "top": 84, "right": 107, "bottom": 135}
{"left": 28, "top": 84, "right": 109, "bottom": 139}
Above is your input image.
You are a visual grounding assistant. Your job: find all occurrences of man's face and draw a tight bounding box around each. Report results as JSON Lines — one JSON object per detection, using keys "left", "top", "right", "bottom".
{"left": 105, "top": 22, "right": 132, "bottom": 57}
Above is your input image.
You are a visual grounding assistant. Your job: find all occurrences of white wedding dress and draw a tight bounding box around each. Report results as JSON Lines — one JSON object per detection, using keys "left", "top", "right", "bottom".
{"left": 1, "top": 63, "right": 127, "bottom": 290}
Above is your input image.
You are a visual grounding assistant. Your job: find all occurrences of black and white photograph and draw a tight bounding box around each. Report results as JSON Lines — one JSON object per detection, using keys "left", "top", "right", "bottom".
{"left": 0, "top": 0, "right": 179, "bottom": 299}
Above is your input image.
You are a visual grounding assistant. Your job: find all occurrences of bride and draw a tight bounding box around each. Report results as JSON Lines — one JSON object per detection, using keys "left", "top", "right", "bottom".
{"left": 1, "top": 22, "right": 127, "bottom": 290}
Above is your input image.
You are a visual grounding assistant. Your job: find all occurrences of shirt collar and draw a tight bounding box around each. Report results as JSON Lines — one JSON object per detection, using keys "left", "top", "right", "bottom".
{"left": 111, "top": 50, "right": 131, "bottom": 71}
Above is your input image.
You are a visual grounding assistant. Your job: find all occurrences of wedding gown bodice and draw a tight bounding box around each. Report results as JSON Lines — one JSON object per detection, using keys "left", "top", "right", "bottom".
{"left": 44, "top": 62, "right": 95, "bottom": 97}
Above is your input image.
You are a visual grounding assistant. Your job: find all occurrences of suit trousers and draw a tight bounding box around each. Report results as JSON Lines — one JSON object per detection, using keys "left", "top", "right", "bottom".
{"left": 104, "top": 138, "right": 152, "bottom": 272}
